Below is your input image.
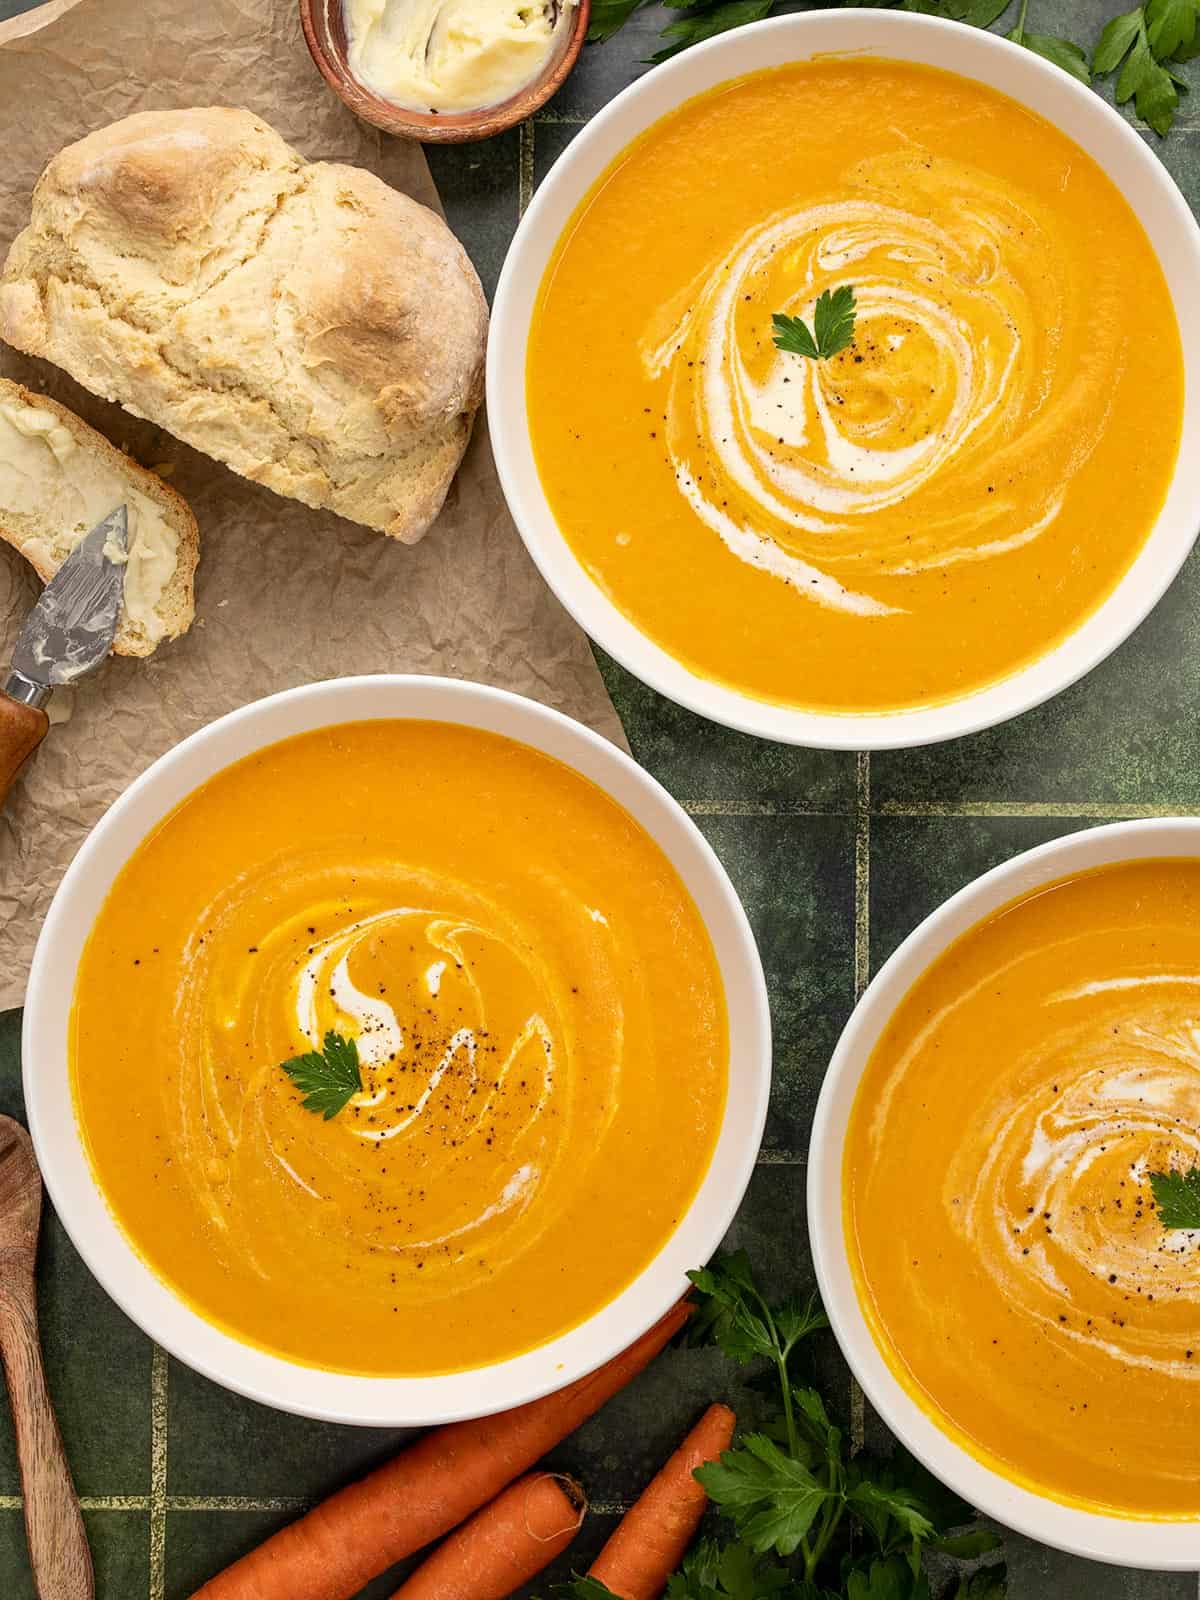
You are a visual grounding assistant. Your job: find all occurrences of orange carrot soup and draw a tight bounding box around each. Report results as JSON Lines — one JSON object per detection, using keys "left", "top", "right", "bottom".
{"left": 845, "top": 859, "right": 1200, "bottom": 1516}
{"left": 527, "top": 61, "right": 1183, "bottom": 713}
{"left": 70, "top": 721, "right": 728, "bottom": 1376}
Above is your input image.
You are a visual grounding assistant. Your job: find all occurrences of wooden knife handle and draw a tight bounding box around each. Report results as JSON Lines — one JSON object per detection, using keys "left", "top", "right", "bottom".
{"left": 0, "top": 693, "right": 49, "bottom": 808}
{"left": 0, "top": 1278, "right": 94, "bottom": 1600}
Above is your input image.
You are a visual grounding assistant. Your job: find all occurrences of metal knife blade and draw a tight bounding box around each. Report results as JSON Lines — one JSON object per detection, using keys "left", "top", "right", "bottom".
{"left": 6, "top": 505, "right": 128, "bottom": 709}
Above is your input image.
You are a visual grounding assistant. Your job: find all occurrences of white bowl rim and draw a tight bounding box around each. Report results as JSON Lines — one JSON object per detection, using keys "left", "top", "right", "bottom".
{"left": 808, "top": 816, "right": 1200, "bottom": 1567}
{"left": 23, "top": 674, "right": 770, "bottom": 1426}
{"left": 488, "top": 9, "right": 1200, "bottom": 751}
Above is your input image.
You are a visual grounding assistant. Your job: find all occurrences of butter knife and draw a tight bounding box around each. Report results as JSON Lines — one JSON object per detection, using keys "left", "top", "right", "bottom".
{"left": 0, "top": 505, "right": 128, "bottom": 811}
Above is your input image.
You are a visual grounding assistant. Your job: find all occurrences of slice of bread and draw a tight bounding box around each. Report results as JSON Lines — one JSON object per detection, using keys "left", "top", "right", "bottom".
{"left": 0, "top": 378, "right": 197, "bottom": 657}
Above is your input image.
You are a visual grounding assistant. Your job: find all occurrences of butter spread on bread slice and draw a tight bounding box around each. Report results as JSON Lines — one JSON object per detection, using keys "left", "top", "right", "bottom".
{"left": 0, "top": 379, "right": 197, "bottom": 657}
{"left": 0, "top": 108, "right": 488, "bottom": 543}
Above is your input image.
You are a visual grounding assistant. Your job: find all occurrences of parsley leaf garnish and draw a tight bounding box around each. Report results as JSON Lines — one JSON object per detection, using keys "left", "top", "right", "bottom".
{"left": 278, "top": 1029, "right": 362, "bottom": 1120}
{"left": 697, "top": 1435, "right": 832, "bottom": 1556}
{"left": 685, "top": 1251, "right": 827, "bottom": 1373}
{"left": 586, "top": 0, "right": 652, "bottom": 41}
{"left": 1092, "top": 0, "right": 1194, "bottom": 134}
{"left": 771, "top": 314, "right": 819, "bottom": 360}
{"left": 814, "top": 285, "right": 858, "bottom": 356}
{"left": 1007, "top": 0, "right": 1093, "bottom": 79}
{"left": 650, "top": 0, "right": 775, "bottom": 60}
{"left": 846, "top": 1480, "right": 935, "bottom": 1554}
{"left": 1150, "top": 1165, "right": 1200, "bottom": 1228}
{"left": 772, "top": 287, "right": 857, "bottom": 362}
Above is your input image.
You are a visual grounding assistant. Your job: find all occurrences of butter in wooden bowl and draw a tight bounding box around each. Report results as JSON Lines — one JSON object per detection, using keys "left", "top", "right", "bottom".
{"left": 346, "top": 0, "right": 578, "bottom": 114}
{"left": 301, "top": 0, "right": 589, "bottom": 142}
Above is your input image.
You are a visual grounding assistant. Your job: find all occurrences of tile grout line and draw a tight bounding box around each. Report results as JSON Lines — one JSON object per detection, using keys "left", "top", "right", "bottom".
{"left": 853, "top": 754, "right": 871, "bottom": 1003}
{"left": 149, "top": 1345, "right": 168, "bottom": 1600}
{"left": 0, "top": 1488, "right": 634, "bottom": 1513}
{"left": 878, "top": 799, "right": 1200, "bottom": 818}
{"left": 849, "top": 752, "right": 870, "bottom": 1456}
{"left": 683, "top": 798, "right": 1200, "bottom": 820}
{"left": 167, "top": 1496, "right": 310, "bottom": 1513}
{"left": 0, "top": 1495, "right": 315, "bottom": 1514}
{"left": 686, "top": 801, "right": 839, "bottom": 817}
{"left": 518, "top": 119, "right": 535, "bottom": 215}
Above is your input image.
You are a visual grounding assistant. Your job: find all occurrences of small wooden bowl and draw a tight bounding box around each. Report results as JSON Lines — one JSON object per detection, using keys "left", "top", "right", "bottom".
{"left": 300, "top": 0, "right": 590, "bottom": 143}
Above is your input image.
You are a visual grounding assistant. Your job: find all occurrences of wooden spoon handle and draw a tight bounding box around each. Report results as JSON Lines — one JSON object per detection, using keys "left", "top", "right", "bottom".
{"left": 0, "top": 1283, "right": 94, "bottom": 1599}
{"left": 0, "top": 692, "right": 48, "bottom": 806}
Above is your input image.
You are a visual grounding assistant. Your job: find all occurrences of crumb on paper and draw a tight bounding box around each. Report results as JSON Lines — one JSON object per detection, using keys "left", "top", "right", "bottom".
{"left": 47, "top": 689, "right": 74, "bottom": 726}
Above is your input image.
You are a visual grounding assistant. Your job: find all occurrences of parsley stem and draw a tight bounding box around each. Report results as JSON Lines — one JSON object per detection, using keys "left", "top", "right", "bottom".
{"left": 805, "top": 1494, "right": 845, "bottom": 1580}
{"left": 755, "top": 1287, "right": 800, "bottom": 1460}
{"left": 755, "top": 1283, "right": 819, "bottom": 1577}
{"left": 1011, "top": 0, "right": 1028, "bottom": 40}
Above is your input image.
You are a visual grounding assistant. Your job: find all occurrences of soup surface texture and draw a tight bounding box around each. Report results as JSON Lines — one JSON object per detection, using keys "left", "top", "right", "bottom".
{"left": 527, "top": 61, "right": 1183, "bottom": 712}
{"left": 71, "top": 721, "right": 728, "bottom": 1375}
{"left": 846, "top": 859, "right": 1200, "bottom": 1516}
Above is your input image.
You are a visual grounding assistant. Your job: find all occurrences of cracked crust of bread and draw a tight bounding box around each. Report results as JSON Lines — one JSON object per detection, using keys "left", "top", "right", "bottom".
{"left": 0, "top": 108, "right": 488, "bottom": 543}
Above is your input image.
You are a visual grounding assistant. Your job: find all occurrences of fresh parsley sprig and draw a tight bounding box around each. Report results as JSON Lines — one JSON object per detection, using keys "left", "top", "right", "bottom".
{"left": 772, "top": 287, "right": 857, "bottom": 363}
{"left": 686, "top": 1253, "right": 999, "bottom": 1588}
{"left": 278, "top": 1029, "right": 362, "bottom": 1120}
{"left": 1150, "top": 1165, "right": 1200, "bottom": 1228}
{"left": 1092, "top": 0, "right": 1195, "bottom": 135}
{"left": 549, "top": 1251, "right": 1003, "bottom": 1600}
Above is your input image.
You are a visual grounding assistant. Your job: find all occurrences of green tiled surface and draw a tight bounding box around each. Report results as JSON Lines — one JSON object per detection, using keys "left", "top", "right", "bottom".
{"left": 0, "top": 1510, "right": 152, "bottom": 1600}
{"left": 2, "top": 0, "right": 1200, "bottom": 1595}
{"left": 695, "top": 813, "right": 855, "bottom": 1155}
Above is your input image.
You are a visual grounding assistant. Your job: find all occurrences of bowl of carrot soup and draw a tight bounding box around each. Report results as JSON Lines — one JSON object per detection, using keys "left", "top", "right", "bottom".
{"left": 24, "top": 676, "right": 770, "bottom": 1424}
{"left": 490, "top": 11, "right": 1200, "bottom": 748}
{"left": 810, "top": 819, "right": 1200, "bottom": 1567}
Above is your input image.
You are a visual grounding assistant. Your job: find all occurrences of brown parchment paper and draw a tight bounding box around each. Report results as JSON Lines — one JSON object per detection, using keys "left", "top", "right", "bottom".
{"left": 0, "top": 0, "right": 628, "bottom": 1007}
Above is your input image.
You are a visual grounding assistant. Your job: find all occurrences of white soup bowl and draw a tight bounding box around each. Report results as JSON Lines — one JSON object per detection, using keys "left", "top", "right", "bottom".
{"left": 809, "top": 818, "right": 1200, "bottom": 1567}
{"left": 24, "top": 675, "right": 770, "bottom": 1426}
{"left": 488, "top": 11, "right": 1200, "bottom": 749}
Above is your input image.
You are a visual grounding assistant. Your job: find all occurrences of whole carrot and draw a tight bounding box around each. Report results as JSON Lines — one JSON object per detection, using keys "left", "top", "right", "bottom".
{"left": 588, "top": 1402, "right": 736, "bottom": 1600}
{"left": 191, "top": 1300, "right": 689, "bottom": 1600}
{"left": 391, "top": 1472, "right": 586, "bottom": 1599}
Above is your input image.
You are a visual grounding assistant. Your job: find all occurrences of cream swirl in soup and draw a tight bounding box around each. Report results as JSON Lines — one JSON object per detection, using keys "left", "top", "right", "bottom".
{"left": 961, "top": 980, "right": 1200, "bottom": 1380}
{"left": 176, "top": 866, "right": 617, "bottom": 1295}
{"left": 847, "top": 859, "right": 1200, "bottom": 1517}
{"left": 644, "top": 155, "right": 1112, "bottom": 618}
